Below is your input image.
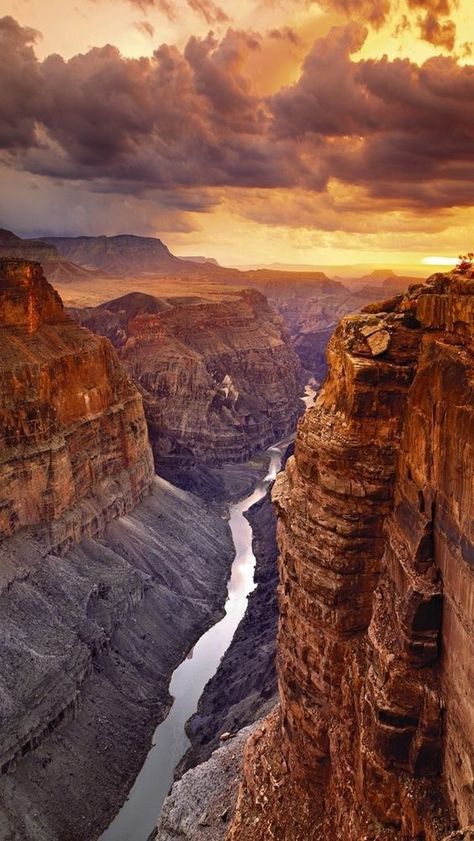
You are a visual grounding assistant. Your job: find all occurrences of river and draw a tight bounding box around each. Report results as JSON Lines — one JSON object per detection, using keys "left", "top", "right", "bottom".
{"left": 99, "top": 385, "right": 316, "bottom": 841}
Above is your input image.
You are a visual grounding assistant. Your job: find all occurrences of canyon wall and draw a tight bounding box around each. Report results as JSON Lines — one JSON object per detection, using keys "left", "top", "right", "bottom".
{"left": 0, "top": 259, "right": 154, "bottom": 555}
{"left": 228, "top": 271, "right": 474, "bottom": 841}
{"left": 262, "top": 273, "right": 416, "bottom": 385}
{"left": 0, "top": 260, "right": 236, "bottom": 840}
{"left": 75, "top": 290, "right": 302, "bottom": 487}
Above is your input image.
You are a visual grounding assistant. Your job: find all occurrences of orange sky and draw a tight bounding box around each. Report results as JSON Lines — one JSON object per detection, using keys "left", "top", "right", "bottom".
{"left": 0, "top": 0, "right": 473, "bottom": 266}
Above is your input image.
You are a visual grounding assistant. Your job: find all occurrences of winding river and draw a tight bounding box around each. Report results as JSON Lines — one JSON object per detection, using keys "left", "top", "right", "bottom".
{"left": 99, "top": 386, "right": 316, "bottom": 841}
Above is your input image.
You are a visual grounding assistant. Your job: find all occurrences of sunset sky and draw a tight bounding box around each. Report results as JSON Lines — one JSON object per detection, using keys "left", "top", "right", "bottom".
{"left": 1, "top": 0, "right": 473, "bottom": 266}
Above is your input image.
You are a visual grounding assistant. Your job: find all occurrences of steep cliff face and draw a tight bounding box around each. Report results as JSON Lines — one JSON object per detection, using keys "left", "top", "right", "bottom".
{"left": 76, "top": 290, "right": 302, "bottom": 480}
{"left": 0, "top": 261, "right": 236, "bottom": 840}
{"left": 228, "top": 271, "right": 474, "bottom": 841}
{"left": 261, "top": 273, "right": 416, "bottom": 384}
{"left": 0, "top": 259, "right": 154, "bottom": 554}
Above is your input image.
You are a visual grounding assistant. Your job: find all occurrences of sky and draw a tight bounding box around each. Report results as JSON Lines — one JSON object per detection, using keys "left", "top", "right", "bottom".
{"left": 0, "top": 0, "right": 473, "bottom": 266}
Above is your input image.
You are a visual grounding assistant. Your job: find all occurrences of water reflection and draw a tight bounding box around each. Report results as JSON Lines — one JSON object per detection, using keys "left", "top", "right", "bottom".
{"left": 98, "top": 444, "right": 286, "bottom": 841}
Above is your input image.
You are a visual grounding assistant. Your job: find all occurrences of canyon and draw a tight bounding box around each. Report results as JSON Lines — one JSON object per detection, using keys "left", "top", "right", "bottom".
{"left": 0, "top": 256, "right": 311, "bottom": 841}
{"left": 73, "top": 290, "right": 302, "bottom": 495}
{"left": 2, "top": 247, "right": 471, "bottom": 841}
{"left": 222, "top": 269, "right": 474, "bottom": 841}
{"left": 0, "top": 259, "right": 241, "bottom": 841}
{"left": 0, "top": 230, "right": 420, "bottom": 387}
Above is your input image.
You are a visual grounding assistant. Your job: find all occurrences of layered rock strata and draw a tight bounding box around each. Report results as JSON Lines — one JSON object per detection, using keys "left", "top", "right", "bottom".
{"left": 75, "top": 290, "right": 302, "bottom": 484}
{"left": 0, "top": 261, "right": 235, "bottom": 840}
{"left": 228, "top": 271, "right": 474, "bottom": 841}
{"left": 0, "top": 260, "right": 154, "bottom": 553}
{"left": 0, "top": 231, "right": 95, "bottom": 283}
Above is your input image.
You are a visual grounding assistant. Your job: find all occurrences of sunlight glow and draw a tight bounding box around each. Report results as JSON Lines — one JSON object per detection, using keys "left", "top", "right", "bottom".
{"left": 422, "top": 257, "right": 459, "bottom": 266}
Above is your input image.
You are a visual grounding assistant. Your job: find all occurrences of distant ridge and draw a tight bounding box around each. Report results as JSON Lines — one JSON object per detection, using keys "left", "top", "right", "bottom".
{"left": 180, "top": 256, "right": 221, "bottom": 266}
{"left": 0, "top": 229, "right": 96, "bottom": 282}
{"left": 42, "top": 234, "right": 182, "bottom": 276}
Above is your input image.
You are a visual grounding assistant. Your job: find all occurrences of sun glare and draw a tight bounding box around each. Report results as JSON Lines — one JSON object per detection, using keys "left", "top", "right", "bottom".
{"left": 422, "top": 256, "right": 459, "bottom": 266}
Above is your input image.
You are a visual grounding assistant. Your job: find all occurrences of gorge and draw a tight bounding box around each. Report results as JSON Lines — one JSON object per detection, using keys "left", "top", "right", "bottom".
{"left": 224, "top": 270, "right": 474, "bottom": 841}
{"left": 0, "top": 258, "right": 303, "bottom": 841}
{"left": 72, "top": 289, "right": 302, "bottom": 495}
{"left": 0, "top": 256, "right": 472, "bottom": 841}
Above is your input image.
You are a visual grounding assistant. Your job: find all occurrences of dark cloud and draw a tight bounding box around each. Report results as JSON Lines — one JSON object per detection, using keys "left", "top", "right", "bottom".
{"left": 271, "top": 23, "right": 474, "bottom": 207}
{"left": 417, "top": 11, "right": 456, "bottom": 49}
{"left": 121, "top": 0, "right": 229, "bottom": 24}
{"left": 134, "top": 20, "right": 155, "bottom": 37}
{"left": 0, "top": 16, "right": 45, "bottom": 149}
{"left": 1, "top": 15, "right": 474, "bottom": 214}
{"left": 268, "top": 27, "right": 301, "bottom": 45}
{"left": 0, "top": 18, "right": 307, "bottom": 192}
{"left": 317, "top": 0, "right": 390, "bottom": 29}
{"left": 317, "top": 0, "right": 459, "bottom": 48}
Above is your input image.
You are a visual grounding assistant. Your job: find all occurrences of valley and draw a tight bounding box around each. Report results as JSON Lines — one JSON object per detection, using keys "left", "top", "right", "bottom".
{"left": 0, "top": 235, "right": 472, "bottom": 841}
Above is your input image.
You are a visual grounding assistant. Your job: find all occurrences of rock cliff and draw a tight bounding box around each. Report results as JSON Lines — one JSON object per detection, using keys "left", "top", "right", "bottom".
{"left": 228, "top": 270, "right": 474, "bottom": 841}
{"left": 43, "top": 234, "right": 184, "bottom": 276}
{"left": 75, "top": 290, "right": 302, "bottom": 488}
{"left": 260, "top": 272, "right": 417, "bottom": 385}
{"left": 0, "top": 259, "right": 154, "bottom": 553}
{"left": 0, "top": 260, "right": 236, "bottom": 840}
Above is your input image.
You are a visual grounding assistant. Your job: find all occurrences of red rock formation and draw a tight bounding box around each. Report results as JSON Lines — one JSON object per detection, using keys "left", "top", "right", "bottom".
{"left": 76, "top": 290, "right": 302, "bottom": 472}
{"left": 0, "top": 259, "right": 154, "bottom": 554}
{"left": 228, "top": 271, "right": 474, "bottom": 841}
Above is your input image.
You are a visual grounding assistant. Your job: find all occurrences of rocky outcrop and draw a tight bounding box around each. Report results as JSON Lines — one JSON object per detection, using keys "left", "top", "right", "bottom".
{"left": 262, "top": 273, "right": 417, "bottom": 384}
{"left": 75, "top": 290, "right": 302, "bottom": 486}
{"left": 228, "top": 271, "right": 474, "bottom": 841}
{"left": 0, "top": 260, "right": 236, "bottom": 840}
{"left": 155, "top": 724, "right": 260, "bottom": 841}
{"left": 0, "top": 259, "right": 154, "bottom": 554}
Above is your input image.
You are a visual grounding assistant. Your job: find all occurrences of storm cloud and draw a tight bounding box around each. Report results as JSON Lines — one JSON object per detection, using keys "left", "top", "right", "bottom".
{"left": 1, "top": 13, "right": 474, "bottom": 217}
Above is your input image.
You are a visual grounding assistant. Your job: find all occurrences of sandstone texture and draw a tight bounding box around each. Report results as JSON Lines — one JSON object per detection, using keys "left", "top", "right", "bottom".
{"left": 259, "top": 272, "right": 415, "bottom": 384}
{"left": 0, "top": 259, "right": 154, "bottom": 553}
{"left": 75, "top": 290, "right": 302, "bottom": 484}
{"left": 228, "top": 270, "right": 474, "bottom": 841}
{"left": 0, "top": 260, "right": 236, "bottom": 840}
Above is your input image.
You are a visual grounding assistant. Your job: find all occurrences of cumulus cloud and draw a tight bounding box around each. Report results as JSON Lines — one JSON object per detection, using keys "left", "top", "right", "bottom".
{"left": 1, "top": 14, "right": 474, "bottom": 222}
{"left": 417, "top": 11, "right": 456, "bottom": 49}
{"left": 270, "top": 22, "right": 474, "bottom": 207}
{"left": 317, "top": 0, "right": 459, "bottom": 48}
{"left": 317, "top": 0, "right": 391, "bottom": 29}
{"left": 0, "top": 16, "right": 45, "bottom": 149}
{"left": 268, "top": 27, "right": 301, "bottom": 45}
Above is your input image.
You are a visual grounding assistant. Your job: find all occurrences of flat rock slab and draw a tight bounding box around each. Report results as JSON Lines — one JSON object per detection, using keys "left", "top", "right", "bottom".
{"left": 367, "top": 328, "right": 391, "bottom": 356}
